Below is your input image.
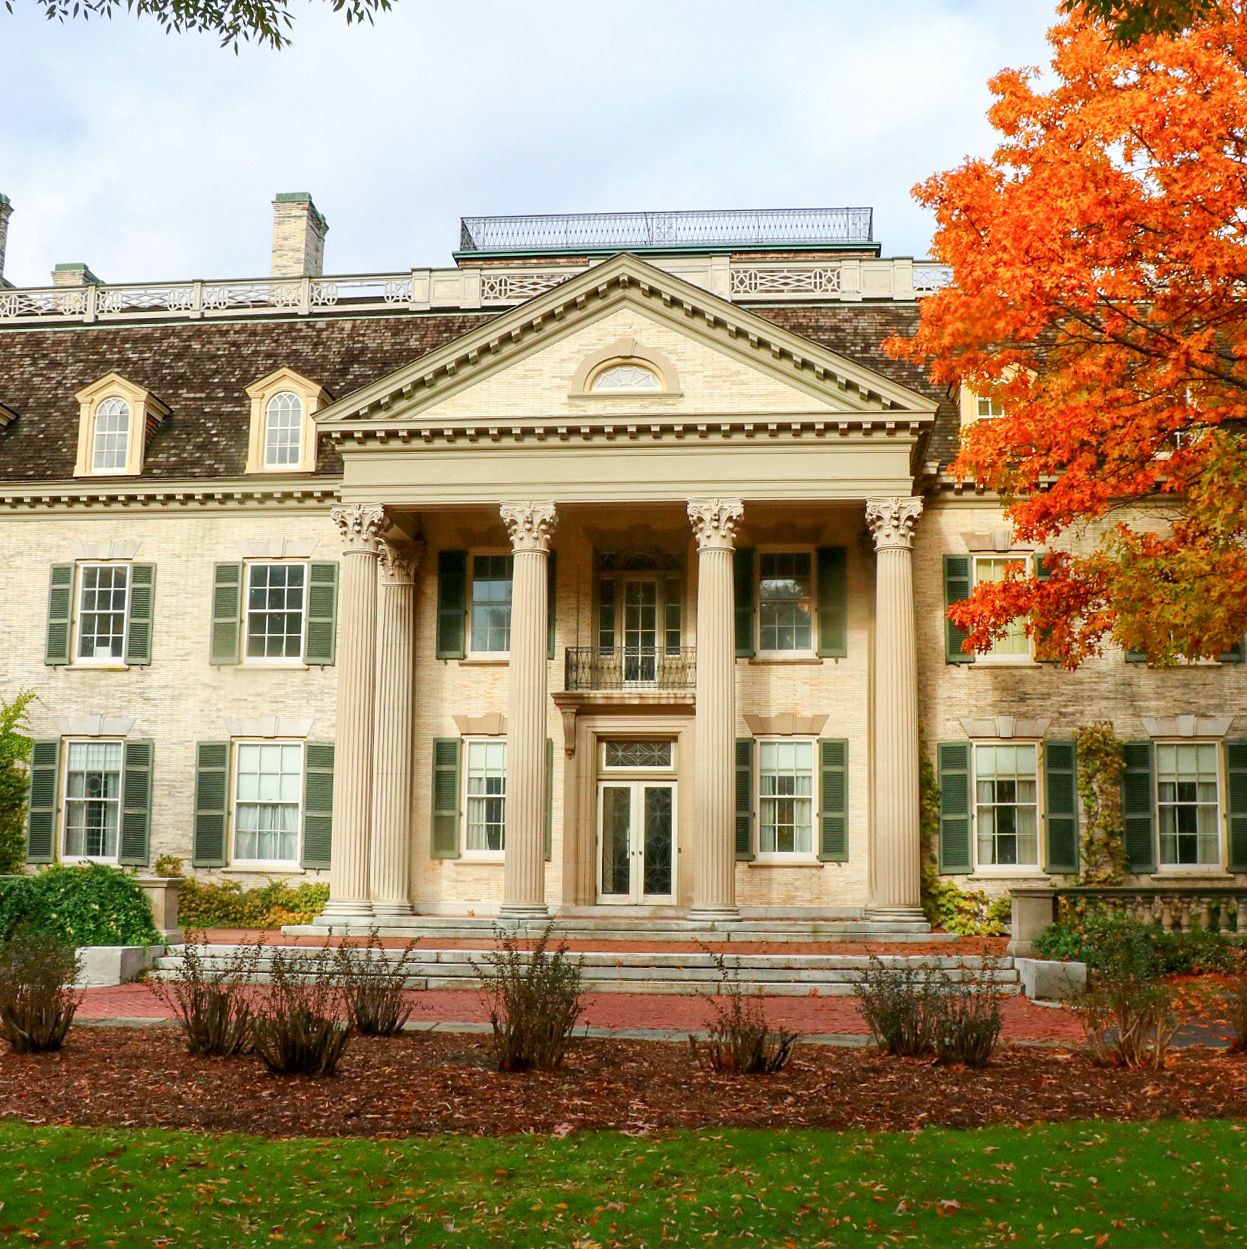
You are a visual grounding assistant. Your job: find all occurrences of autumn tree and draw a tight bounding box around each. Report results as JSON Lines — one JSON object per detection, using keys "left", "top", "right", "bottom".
{"left": 891, "top": 0, "right": 1247, "bottom": 666}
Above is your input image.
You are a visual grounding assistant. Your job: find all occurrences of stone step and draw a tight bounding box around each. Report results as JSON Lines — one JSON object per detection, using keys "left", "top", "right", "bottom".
{"left": 280, "top": 923, "right": 950, "bottom": 944}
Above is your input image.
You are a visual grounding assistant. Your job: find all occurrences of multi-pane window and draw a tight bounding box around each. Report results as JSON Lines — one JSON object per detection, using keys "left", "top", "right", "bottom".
{"left": 976, "top": 395, "right": 1005, "bottom": 419}
{"left": 470, "top": 555, "right": 513, "bottom": 654}
{"left": 76, "top": 564, "right": 130, "bottom": 661}
{"left": 263, "top": 392, "right": 303, "bottom": 468}
{"left": 1158, "top": 742, "right": 1220, "bottom": 866}
{"left": 245, "top": 563, "right": 306, "bottom": 660}
{"left": 91, "top": 397, "right": 131, "bottom": 471}
{"left": 758, "top": 551, "right": 814, "bottom": 653}
{"left": 975, "top": 743, "right": 1039, "bottom": 866}
{"left": 465, "top": 739, "right": 507, "bottom": 853}
{"left": 973, "top": 557, "right": 1031, "bottom": 658}
{"left": 234, "top": 741, "right": 303, "bottom": 863}
{"left": 590, "top": 363, "right": 661, "bottom": 391}
{"left": 758, "top": 740, "right": 814, "bottom": 855}
{"left": 63, "top": 740, "right": 123, "bottom": 859}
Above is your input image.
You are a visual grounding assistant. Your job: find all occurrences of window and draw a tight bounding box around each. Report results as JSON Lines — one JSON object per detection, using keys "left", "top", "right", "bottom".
{"left": 233, "top": 741, "right": 303, "bottom": 864}
{"left": 758, "top": 551, "right": 814, "bottom": 653}
{"left": 263, "top": 392, "right": 303, "bottom": 468}
{"left": 76, "top": 563, "right": 130, "bottom": 662}
{"left": 464, "top": 739, "right": 507, "bottom": 854}
{"left": 245, "top": 562, "right": 306, "bottom": 661}
{"left": 758, "top": 740, "right": 815, "bottom": 855}
{"left": 470, "top": 554, "right": 513, "bottom": 654}
{"left": 590, "top": 362, "right": 662, "bottom": 392}
{"left": 973, "top": 557, "right": 1031, "bottom": 659}
{"left": 974, "top": 743, "right": 1040, "bottom": 866}
{"left": 63, "top": 739, "right": 123, "bottom": 860}
{"left": 1157, "top": 742, "right": 1220, "bottom": 866}
{"left": 91, "top": 397, "right": 131, "bottom": 471}
{"left": 977, "top": 395, "right": 1005, "bottom": 419}
{"left": 602, "top": 740, "right": 674, "bottom": 770}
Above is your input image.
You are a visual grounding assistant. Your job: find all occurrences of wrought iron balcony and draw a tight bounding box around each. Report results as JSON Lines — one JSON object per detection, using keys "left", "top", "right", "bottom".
{"left": 459, "top": 208, "right": 874, "bottom": 255}
{"left": 564, "top": 647, "right": 696, "bottom": 692}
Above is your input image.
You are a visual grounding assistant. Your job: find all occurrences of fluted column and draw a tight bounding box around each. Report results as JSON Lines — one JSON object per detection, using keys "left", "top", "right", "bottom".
{"left": 866, "top": 497, "right": 924, "bottom": 920}
{"left": 500, "top": 502, "right": 558, "bottom": 918}
{"left": 688, "top": 497, "right": 744, "bottom": 920}
{"left": 369, "top": 536, "right": 423, "bottom": 917}
{"left": 320, "top": 503, "right": 386, "bottom": 920}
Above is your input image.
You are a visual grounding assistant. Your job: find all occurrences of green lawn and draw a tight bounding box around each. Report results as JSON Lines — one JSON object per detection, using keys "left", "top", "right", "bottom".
{"left": 0, "top": 1118, "right": 1242, "bottom": 1247}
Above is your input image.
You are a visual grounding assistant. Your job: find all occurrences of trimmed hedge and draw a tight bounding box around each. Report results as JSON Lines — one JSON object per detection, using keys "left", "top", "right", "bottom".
{"left": 0, "top": 864, "right": 160, "bottom": 947}
{"left": 177, "top": 877, "right": 329, "bottom": 930}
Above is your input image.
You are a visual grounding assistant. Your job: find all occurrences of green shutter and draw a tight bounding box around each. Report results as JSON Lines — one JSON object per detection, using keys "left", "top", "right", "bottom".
{"left": 817, "top": 738, "right": 848, "bottom": 862}
{"left": 816, "top": 547, "right": 848, "bottom": 659}
{"left": 431, "top": 737, "right": 462, "bottom": 858}
{"left": 735, "top": 738, "right": 754, "bottom": 860}
{"left": 1125, "top": 649, "right": 1148, "bottom": 664}
{"left": 1044, "top": 740, "right": 1079, "bottom": 874}
{"left": 125, "top": 564, "right": 156, "bottom": 666}
{"left": 436, "top": 551, "right": 468, "bottom": 659}
{"left": 304, "top": 562, "right": 339, "bottom": 666}
{"left": 1122, "top": 741, "right": 1157, "bottom": 874}
{"left": 45, "top": 564, "right": 73, "bottom": 666}
{"left": 943, "top": 556, "right": 974, "bottom": 664}
{"left": 733, "top": 548, "right": 756, "bottom": 658}
{"left": 25, "top": 739, "right": 60, "bottom": 864}
{"left": 937, "top": 742, "right": 972, "bottom": 873}
{"left": 210, "top": 563, "right": 242, "bottom": 665}
{"left": 192, "top": 741, "right": 230, "bottom": 867}
{"left": 547, "top": 551, "right": 557, "bottom": 661}
{"left": 1219, "top": 638, "right": 1245, "bottom": 664}
{"left": 1226, "top": 741, "right": 1247, "bottom": 872}
{"left": 544, "top": 737, "right": 554, "bottom": 861}
{"left": 302, "top": 742, "right": 335, "bottom": 869}
{"left": 1031, "top": 553, "right": 1058, "bottom": 664}
{"left": 118, "top": 740, "right": 154, "bottom": 866}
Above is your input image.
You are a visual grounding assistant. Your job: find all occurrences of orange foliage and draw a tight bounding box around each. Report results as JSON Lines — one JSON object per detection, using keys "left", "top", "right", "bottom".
{"left": 890, "top": 1, "right": 1247, "bottom": 666}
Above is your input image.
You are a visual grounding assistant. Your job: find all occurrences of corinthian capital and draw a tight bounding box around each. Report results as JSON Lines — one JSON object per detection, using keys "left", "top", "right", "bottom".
{"left": 687, "top": 498, "right": 744, "bottom": 551}
{"left": 331, "top": 503, "right": 388, "bottom": 554}
{"left": 378, "top": 536, "right": 425, "bottom": 585}
{"left": 865, "top": 497, "right": 923, "bottom": 551}
{"left": 501, "top": 502, "right": 558, "bottom": 552}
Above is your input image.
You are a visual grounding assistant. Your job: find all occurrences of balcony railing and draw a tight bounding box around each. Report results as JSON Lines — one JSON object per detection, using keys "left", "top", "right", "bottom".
{"left": 564, "top": 647, "right": 696, "bottom": 692}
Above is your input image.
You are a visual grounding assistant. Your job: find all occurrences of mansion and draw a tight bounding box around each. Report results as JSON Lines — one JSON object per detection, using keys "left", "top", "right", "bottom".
{"left": 0, "top": 195, "right": 1243, "bottom": 926}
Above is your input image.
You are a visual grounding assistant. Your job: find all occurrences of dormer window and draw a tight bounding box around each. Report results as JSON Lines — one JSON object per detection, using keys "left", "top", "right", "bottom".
{"left": 73, "top": 373, "right": 168, "bottom": 478}
{"left": 589, "top": 362, "right": 662, "bottom": 392}
{"left": 245, "top": 368, "right": 327, "bottom": 474}
{"left": 264, "top": 391, "right": 304, "bottom": 468}
{"left": 92, "top": 397, "right": 131, "bottom": 471}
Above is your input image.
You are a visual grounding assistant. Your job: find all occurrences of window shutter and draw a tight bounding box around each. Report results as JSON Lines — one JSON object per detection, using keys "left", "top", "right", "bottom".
{"left": 816, "top": 547, "right": 848, "bottom": 659}
{"left": 25, "top": 739, "right": 60, "bottom": 864}
{"left": 544, "top": 737, "right": 554, "bottom": 861}
{"left": 1122, "top": 741, "right": 1157, "bottom": 874}
{"left": 436, "top": 551, "right": 468, "bottom": 659}
{"left": 1124, "top": 649, "right": 1148, "bottom": 665}
{"left": 125, "top": 564, "right": 156, "bottom": 666}
{"left": 1043, "top": 740, "right": 1079, "bottom": 874}
{"left": 547, "top": 551, "right": 557, "bottom": 661}
{"left": 943, "top": 556, "right": 974, "bottom": 664}
{"left": 210, "top": 563, "right": 243, "bottom": 665}
{"left": 1031, "top": 553, "right": 1059, "bottom": 664}
{"left": 733, "top": 548, "right": 756, "bottom": 658}
{"left": 192, "top": 741, "right": 230, "bottom": 867}
{"left": 45, "top": 564, "right": 73, "bottom": 666}
{"left": 431, "top": 737, "right": 462, "bottom": 858}
{"left": 735, "top": 737, "right": 754, "bottom": 860}
{"left": 1226, "top": 741, "right": 1247, "bottom": 872}
{"left": 302, "top": 742, "right": 335, "bottom": 869}
{"left": 305, "top": 562, "right": 339, "bottom": 666}
{"left": 1219, "top": 638, "right": 1245, "bottom": 664}
{"left": 818, "top": 738, "right": 848, "bottom": 861}
{"left": 118, "top": 739, "right": 154, "bottom": 866}
{"left": 937, "top": 742, "right": 972, "bottom": 873}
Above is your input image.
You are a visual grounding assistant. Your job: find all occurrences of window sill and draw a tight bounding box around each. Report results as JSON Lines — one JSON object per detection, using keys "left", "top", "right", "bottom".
{"left": 1151, "top": 868, "right": 1233, "bottom": 879}
{"left": 69, "top": 662, "right": 130, "bottom": 672}
{"left": 747, "top": 656, "right": 823, "bottom": 666}
{"left": 749, "top": 857, "right": 824, "bottom": 868}
{"left": 966, "top": 868, "right": 1047, "bottom": 880}
{"left": 61, "top": 855, "right": 119, "bottom": 865}
{"left": 222, "top": 864, "right": 306, "bottom": 876}
{"left": 456, "top": 854, "right": 505, "bottom": 865}
{"left": 240, "top": 660, "right": 310, "bottom": 670}
{"left": 970, "top": 659, "right": 1037, "bottom": 668}
{"left": 460, "top": 656, "right": 509, "bottom": 667}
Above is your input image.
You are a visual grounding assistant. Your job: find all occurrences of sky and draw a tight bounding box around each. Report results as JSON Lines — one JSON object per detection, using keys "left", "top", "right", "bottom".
{"left": 0, "top": 0, "right": 1057, "bottom": 287}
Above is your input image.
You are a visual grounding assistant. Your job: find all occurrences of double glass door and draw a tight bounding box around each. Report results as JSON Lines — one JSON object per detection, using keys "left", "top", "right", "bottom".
{"left": 597, "top": 780, "right": 676, "bottom": 903}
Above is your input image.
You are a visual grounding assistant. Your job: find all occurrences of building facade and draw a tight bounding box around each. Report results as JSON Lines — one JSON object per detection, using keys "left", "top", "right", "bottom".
{"left": 1, "top": 197, "right": 1244, "bottom": 926}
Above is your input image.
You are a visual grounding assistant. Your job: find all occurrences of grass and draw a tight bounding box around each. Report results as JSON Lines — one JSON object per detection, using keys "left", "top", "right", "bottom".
{"left": 0, "top": 1118, "right": 1243, "bottom": 1246}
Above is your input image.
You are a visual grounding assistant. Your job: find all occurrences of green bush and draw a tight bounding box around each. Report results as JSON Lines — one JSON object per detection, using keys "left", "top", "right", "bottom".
{"left": 177, "top": 877, "right": 329, "bottom": 930}
{"left": 922, "top": 878, "right": 1012, "bottom": 937}
{"left": 0, "top": 691, "right": 35, "bottom": 877}
{"left": 0, "top": 865, "right": 159, "bottom": 947}
{"left": 1035, "top": 905, "right": 1237, "bottom": 975}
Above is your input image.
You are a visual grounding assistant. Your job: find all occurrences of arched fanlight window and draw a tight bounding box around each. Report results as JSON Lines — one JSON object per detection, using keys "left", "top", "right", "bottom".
{"left": 91, "top": 397, "right": 131, "bottom": 472}
{"left": 589, "top": 362, "right": 663, "bottom": 392}
{"left": 264, "top": 391, "right": 303, "bottom": 468}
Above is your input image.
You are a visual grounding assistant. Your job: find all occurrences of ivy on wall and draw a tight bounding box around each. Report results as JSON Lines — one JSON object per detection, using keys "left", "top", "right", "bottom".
{"left": 1074, "top": 722, "right": 1128, "bottom": 885}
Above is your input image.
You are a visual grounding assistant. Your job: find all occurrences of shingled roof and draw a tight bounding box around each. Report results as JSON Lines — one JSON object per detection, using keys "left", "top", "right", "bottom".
{"left": 0, "top": 303, "right": 958, "bottom": 484}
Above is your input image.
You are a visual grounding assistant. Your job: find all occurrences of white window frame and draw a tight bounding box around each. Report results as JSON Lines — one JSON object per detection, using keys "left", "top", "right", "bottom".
{"left": 91, "top": 396, "right": 132, "bottom": 472}
{"left": 971, "top": 555, "right": 1034, "bottom": 664}
{"left": 242, "top": 560, "right": 309, "bottom": 666}
{"left": 262, "top": 391, "right": 305, "bottom": 469}
{"left": 1155, "top": 740, "right": 1223, "bottom": 872}
{"left": 587, "top": 359, "right": 664, "bottom": 392}
{"left": 599, "top": 739, "right": 676, "bottom": 773}
{"left": 467, "top": 550, "right": 514, "bottom": 659}
{"left": 971, "top": 741, "right": 1042, "bottom": 873}
{"left": 462, "top": 737, "right": 507, "bottom": 861}
{"left": 73, "top": 561, "right": 131, "bottom": 667}
{"left": 230, "top": 739, "right": 305, "bottom": 868}
{"left": 755, "top": 737, "right": 818, "bottom": 862}
{"left": 756, "top": 547, "right": 817, "bottom": 658}
{"left": 61, "top": 737, "right": 125, "bottom": 864}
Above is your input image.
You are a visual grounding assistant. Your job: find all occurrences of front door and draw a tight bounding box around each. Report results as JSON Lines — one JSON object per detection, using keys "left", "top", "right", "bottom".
{"left": 621, "top": 577, "right": 659, "bottom": 685}
{"left": 597, "top": 780, "right": 676, "bottom": 903}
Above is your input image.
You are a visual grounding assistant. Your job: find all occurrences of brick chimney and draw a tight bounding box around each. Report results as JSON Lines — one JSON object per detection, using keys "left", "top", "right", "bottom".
{"left": 52, "top": 262, "right": 103, "bottom": 287}
{"left": 0, "top": 194, "right": 11, "bottom": 289}
{"left": 271, "top": 192, "right": 328, "bottom": 278}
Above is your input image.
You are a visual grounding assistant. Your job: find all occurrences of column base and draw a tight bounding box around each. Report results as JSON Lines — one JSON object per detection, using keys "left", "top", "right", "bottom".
{"left": 316, "top": 899, "right": 374, "bottom": 925}
{"left": 370, "top": 901, "right": 414, "bottom": 918}
{"left": 864, "top": 906, "right": 929, "bottom": 928}
{"left": 497, "top": 904, "right": 550, "bottom": 921}
{"left": 687, "top": 906, "right": 741, "bottom": 923}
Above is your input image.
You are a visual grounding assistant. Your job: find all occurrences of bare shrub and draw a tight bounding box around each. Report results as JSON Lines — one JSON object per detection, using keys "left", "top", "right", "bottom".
{"left": 690, "top": 953, "right": 797, "bottom": 1074}
{"left": 853, "top": 958, "right": 951, "bottom": 1056}
{"left": 335, "top": 932, "right": 420, "bottom": 1036}
{"left": 151, "top": 939, "right": 260, "bottom": 1057}
{"left": 1076, "top": 981, "right": 1177, "bottom": 1069}
{"left": 251, "top": 945, "right": 350, "bottom": 1077}
{"left": 1223, "top": 973, "right": 1247, "bottom": 1053}
{"left": 934, "top": 980, "right": 1003, "bottom": 1067}
{"left": 0, "top": 928, "right": 81, "bottom": 1053}
{"left": 474, "top": 925, "right": 583, "bottom": 1071}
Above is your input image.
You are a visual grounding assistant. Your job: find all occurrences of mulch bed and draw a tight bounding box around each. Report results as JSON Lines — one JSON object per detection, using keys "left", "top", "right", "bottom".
{"left": 2, "top": 1027, "right": 1246, "bottom": 1139}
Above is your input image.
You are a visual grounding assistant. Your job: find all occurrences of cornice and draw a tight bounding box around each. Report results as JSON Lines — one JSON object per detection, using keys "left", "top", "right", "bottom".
{"left": 0, "top": 477, "right": 339, "bottom": 513}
